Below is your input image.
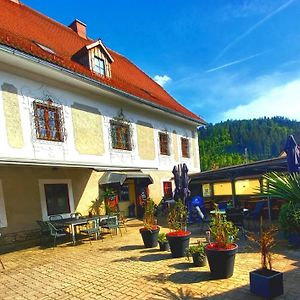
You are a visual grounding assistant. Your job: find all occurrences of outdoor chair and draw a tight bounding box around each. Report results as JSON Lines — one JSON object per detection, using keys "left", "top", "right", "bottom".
{"left": 244, "top": 201, "right": 266, "bottom": 229}
{"left": 115, "top": 211, "right": 128, "bottom": 232}
{"left": 46, "top": 221, "right": 68, "bottom": 247}
{"left": 80, "top": 218, "right": 102, "bottom": 244}
{"left": 218, "top": 202, "right": 228, "bottom": 210}
{"left": 101, "top": 215, "right": 122, "bottom": 238}
{"left": 225, "top": 208, "right": 246, "bottom": 237}
{"left": 36, "top": 220, "right": 51, "bottom": 245}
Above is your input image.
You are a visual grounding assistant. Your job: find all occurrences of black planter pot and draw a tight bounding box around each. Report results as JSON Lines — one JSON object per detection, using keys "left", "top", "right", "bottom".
{"left": 192, "top": 253, "right": 207, "bottom": 267}
{"left": 167, "top": 232, "right": 191, "bottom": 258}
{"left": 158, "top": 241, "right": 170, "bottom": 251}
{"left": 205, "top": 244, "right": 238, "bottom": 279}
{"left": 250, "top": 269, "right": 283, "bottom": 299}
{"left": 139, "top": 227, "right": 160, "bottom": 248}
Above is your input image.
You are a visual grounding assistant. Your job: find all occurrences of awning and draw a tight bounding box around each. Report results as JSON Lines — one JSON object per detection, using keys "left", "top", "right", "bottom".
{"left": 98, "top": 171, "right": 153, "bottom": 186}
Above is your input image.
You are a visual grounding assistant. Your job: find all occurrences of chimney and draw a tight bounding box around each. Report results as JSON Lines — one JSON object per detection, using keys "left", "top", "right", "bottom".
{"left": 69, "top": 19, "right": 87, "bottom": 39}
{"left": 10, "top": 0, "right": 20, "bottom": 4}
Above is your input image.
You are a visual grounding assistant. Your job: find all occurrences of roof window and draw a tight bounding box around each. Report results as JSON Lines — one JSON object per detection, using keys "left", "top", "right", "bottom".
{"left": 34, "top": 41, "right": 56, "bottom": 55}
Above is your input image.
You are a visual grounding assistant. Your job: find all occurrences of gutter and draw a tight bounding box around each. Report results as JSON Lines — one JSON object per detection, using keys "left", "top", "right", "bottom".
{"left": 0, "top": 44, "right": 205, "bottom": 126}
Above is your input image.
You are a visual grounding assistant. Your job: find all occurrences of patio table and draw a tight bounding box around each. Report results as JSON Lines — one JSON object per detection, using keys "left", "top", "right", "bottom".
{"left": 51, "top": 215, "right": 116, "bottom": 245}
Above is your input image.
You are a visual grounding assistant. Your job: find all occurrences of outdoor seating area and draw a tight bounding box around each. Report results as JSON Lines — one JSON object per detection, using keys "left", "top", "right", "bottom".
{"left": 0, "top": 218, "right": 299, "bottom": 299}
{"left": 36, "top": 213, "right": 123, "bottom": 247}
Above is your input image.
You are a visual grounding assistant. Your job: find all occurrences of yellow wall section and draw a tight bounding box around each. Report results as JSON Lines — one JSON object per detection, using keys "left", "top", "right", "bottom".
{"left": 213, "top": 182, "right": 232, "bottom": 196}
{"left": 71, "top": 107, "right": 104, "bottom": 155}
{"left": 147, "top": 170, "right": 173, "bottom": 204}
{"left": 235, "top": 179, "right": 260, "bottom": 195}
{"left": 136, "top": 122, "right": 155, "bottom": 160}
{"left": 172, "top": 131, "right": 178, "bottom": 161}
{"left": 0, "top": 166, "right": 104, "bottom": 234}
{"left": 1, "top": 83, "right": 24, "bottom": 149}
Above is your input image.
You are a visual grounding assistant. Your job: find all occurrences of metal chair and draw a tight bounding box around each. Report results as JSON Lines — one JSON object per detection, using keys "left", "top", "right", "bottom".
{"left": 101, "top": 215, "right": 122, "bottom": 238}
{"left": 46, "top": 221, "right": 68, "bottom": 247}
{"left": 80, "top": 219, "right": 102, "bottom": 244}
{"left": 36, "top": 220, "right": 51, "bottom": 245}
{"left": 115, "top": 212, "right": 127, "bottom": 232}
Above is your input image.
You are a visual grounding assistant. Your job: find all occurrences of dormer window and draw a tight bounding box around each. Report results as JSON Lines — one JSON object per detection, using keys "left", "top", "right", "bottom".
{"left": 94, "top": 56, "right": 105, "bottom": 76}
{"left": 73, "top": 39, "right": 114, "bottom": 78}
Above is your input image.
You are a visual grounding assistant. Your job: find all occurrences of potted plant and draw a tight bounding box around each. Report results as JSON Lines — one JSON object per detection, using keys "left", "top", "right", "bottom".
{"left": 262, "top": 172, "right": 300, "bottom": 247}
{"left": 186, "top": 241, "right": 207, "bottom": 267}
{"left": 158, "top": 233, "right": 170, "bottom": 251}
{"left": 205, "top": 204, "right": 239, "bottom": 279}
{"left": 248, "top": 225, "right": 283, "bottom": 299}
{"left": 139, "top": 198, "right": 160, "bottom": 248}
{"left": 166, "top": 199, "right": 191, "bottom": 258}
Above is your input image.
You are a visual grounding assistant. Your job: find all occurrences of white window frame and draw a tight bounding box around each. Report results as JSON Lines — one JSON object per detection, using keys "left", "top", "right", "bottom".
{"left": 94, "top": 56, "right": 106, "bottom": 76}
{"left": 0, "top": 180, "right": 7, "bottom": 228}
{"left": 39, "top": 179, "right": 75, "bottom": 221}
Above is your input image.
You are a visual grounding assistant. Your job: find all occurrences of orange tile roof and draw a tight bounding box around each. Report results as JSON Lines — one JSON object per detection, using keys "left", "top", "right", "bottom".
{"left": 0, "top": 0, "right": 204, "bottom": 123}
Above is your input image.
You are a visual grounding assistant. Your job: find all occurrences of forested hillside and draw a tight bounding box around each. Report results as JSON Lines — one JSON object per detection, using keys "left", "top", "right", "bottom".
{"left": 198, "top": 117, "right": 300, "bottom": 171}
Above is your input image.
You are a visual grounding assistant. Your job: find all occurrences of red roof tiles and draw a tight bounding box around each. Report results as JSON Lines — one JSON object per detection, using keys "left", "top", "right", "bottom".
{"left": 0, "top": 0, "right": 204, "bottom": 123}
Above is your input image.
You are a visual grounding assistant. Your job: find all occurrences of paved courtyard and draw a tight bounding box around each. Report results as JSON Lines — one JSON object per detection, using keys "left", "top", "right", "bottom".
{"left": 0, "top": 219, "right": 299, "bottom": 300}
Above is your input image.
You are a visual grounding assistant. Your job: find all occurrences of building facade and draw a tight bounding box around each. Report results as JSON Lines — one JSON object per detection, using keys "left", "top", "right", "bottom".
{"left": 0, "top": 0, "right": 204, "bottom": 238}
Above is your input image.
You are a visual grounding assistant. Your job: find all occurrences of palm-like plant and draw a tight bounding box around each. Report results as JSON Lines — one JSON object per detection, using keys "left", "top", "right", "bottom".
{"left": 261, "top": 172, "right": 300, "bottom": 204}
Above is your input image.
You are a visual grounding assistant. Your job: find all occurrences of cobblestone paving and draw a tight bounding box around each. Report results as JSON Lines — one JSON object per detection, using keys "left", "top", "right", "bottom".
{"left": 0, "top": 220, "right": 299, "bottom": 299}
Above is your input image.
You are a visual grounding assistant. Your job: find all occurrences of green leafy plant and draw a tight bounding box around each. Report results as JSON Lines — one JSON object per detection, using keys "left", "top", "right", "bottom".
{"left": 261, "top": 172, "right": 300, "bottom": 204}
{"left": 158, "top": 233, "right": 167, "bottom": 243}
{"left": 262, "top": 172, "right": 300, "bottom": 234}
{"left": 143, "top": 198, "right": 157, "bottom": 230}
{"left": 247, "top": 225, "right": 278, "bottom": 270}
{"left": 208, "top": 204, "right": 239, "bottom": 249}
{"left": 186, "top": 241, "right": 206, "bottom": 261}
{"left": 89, "top": 197, "right": 104, "bottom": 215}
{"left": 167, "top": 199, "right": 188, "bottom": 232}
{"left": 279, "top": 202, "right": 300, "bottom": 233}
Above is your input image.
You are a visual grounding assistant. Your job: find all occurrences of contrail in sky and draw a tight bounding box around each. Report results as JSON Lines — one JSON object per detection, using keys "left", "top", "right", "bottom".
{"left": 206, "top": 52, "right": 265, "bottom": 73}
{"left": 214, "top": 0, "right": 295, "bottom": 62}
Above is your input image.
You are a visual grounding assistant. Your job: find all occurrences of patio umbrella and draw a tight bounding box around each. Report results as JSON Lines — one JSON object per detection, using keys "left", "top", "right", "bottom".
{"left": 181, "top": 163, "right": 191, "bottom": 205}
{"left": 172, "top": 165, "right": 181, "bottom": 201}
{"left": 284, "top": 135, "right": 300, "bottom": 174}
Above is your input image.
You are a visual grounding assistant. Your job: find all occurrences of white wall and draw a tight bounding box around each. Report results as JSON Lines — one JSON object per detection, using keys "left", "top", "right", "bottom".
{"left": 0, "top": 68, "right": 200, "bottom": 172}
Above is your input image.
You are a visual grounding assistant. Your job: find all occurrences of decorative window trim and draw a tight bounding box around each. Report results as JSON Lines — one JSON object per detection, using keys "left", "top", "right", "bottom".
{"left": 181, "top": 137, "right": 190, "bottom": 158}
{"left": 109, "top": 109, "right": 133, "bottom": 151}
{"left": 0, "top": 181, "right": 7, "bottom": 228}
{"left": 33, "top": 98, "right": 66, "bottom": 142}
{"left": 158, "top": 131, "right": 170, "bottom": 156}
{"left": 38, "top": 179, "right": 75, "bottom": 221}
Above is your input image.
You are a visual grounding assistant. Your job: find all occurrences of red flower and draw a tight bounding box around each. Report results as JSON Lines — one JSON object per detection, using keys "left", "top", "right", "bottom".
{"left": 166, "top": 230, "right": 191, "bottom": 237}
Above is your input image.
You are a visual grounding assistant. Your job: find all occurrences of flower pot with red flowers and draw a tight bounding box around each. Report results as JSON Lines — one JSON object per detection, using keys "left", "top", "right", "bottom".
{"left": 248, "top": 224, "right": 283, "bottom": 299}
{"left": 139, "top": 198, "right": 160, "bottom": 248}
{"left": 205, "top": 205, "right": 239, "bottom": 279}
{"left": 166, "top": 200, "right": 191, "bottom": 258}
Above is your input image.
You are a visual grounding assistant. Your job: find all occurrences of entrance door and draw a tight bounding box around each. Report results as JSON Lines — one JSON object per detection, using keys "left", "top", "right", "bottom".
{"left": 135, "top": 184, "right": 148, "bottom": 219}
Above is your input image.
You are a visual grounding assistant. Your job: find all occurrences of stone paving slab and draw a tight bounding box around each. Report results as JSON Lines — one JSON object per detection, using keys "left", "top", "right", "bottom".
{"left": 0, "top": 220, "right": 299, "bottom": 299}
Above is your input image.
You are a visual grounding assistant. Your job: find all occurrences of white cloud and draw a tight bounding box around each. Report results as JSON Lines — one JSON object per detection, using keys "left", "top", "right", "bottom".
{"left": 153, "top": 75, "right": 171, "bottom": 87}
{"left": 222, "top": 78, "right": 300, "bottom": 121}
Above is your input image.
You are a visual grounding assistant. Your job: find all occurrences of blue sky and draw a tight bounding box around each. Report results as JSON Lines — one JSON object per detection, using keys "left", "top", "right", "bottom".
{"left": 22, "top": 0, "right": 300, "bottom": 124}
